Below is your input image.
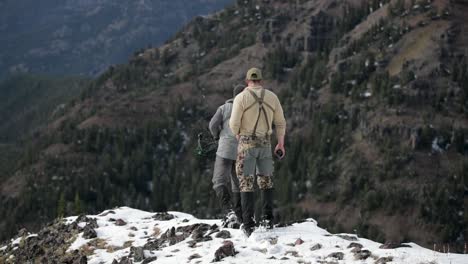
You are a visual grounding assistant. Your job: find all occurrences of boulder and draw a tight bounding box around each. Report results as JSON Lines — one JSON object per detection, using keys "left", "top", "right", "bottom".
{"left": 115, "top": 219, "right": 127, "bottom": 226}
{"left": 379, "top": 242, "right": 411, "bottom": 249}
{"left": 354, "top": 249, "right": 372, "bottom": 260}
{"left": 141, "top": 257, "right": 157, "bottom": 264}
{"left": 310, "top": 243, "right": 322, "bottom": 251}
{"left": 375, "top": 256, "right": 394, "bottom": 263}
{"left": 328, "top": 252, "right": 344, "bottom": 260}
{"left": 82, "top": 225, "right": 97, "bottom": 239}
{"left": 152, "top": 212, "right": 175, "bottom": 221}
{"left": 295, "top": 238, "right": 304, "bottom": 245}
{"left": 99, "top": 210, "right": 116, "bottom": 217}
{"left": 188, "top": 253, "right": 202, "bottom": 260}
{"left": 347, "top": 242, "right": 363, "bottom": 249}
{"left": 215, "top": 230, "right": 231, "bottom": 239}
{"left": 214, "top": 240, "right": 236, "bottom": 262}
{"left": 130, "top": 246, "right": 145, "bottom": 262}
{"left": 335, "top": 234, "right": 358, "bottom": 241}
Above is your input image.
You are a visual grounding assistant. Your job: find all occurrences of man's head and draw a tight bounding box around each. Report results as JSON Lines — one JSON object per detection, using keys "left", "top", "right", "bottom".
{"left": 233, "top": 84, "right": 244, "bottom": 98}
{"left": 245, "top": 67, "right": 262, "bottom": 86}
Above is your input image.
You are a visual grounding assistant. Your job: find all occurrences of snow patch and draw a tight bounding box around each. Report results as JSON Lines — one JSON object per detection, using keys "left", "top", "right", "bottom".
{"left": 12, "top": 206, "right": 468, "bottom": 264}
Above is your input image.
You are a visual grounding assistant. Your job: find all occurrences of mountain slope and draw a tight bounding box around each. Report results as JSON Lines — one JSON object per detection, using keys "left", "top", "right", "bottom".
{"left": 0, "top": 0, "right": 466, "bottom": 252}
{"left": 1, "top": 207, "right": 467, "bottom": 264}
{"left": 0, "top": 74, "right": 89, "bottom": 142}
{"left": 0, "top": 0, "right": 232, "bottom": 77}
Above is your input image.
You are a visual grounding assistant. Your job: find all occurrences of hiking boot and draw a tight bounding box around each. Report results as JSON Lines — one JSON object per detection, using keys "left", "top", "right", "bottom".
{"left": 240, "top": 223, "right": 255, "bottom": 237}
{"left": 232, "top": 192, "right": 243, "bottom": 223}
{"left": 214, "top": 186, "right": 231, "bottom": 211}
{"left": 260, "top": 189, "right": 274, "bottom": 229}
{"left": 222, "top": 210, "right": 241, "bottom": 229}
{"left": 241, "top": 192, "right": 255, "bottom": 236}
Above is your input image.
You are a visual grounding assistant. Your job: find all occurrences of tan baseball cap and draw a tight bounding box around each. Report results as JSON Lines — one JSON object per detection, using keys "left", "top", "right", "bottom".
{"left": 246, "top": 68, "right": 263, "bottom": 81}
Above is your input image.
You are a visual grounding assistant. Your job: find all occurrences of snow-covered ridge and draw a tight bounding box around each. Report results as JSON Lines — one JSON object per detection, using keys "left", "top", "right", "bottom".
{"left": 1, "top": 207, "right": 467, "bottom": 264}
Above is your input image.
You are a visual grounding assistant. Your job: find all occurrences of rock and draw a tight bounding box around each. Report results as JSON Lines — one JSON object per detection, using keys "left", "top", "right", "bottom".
{"left": 327, "top": 252, "right": 344, "bottom": 260}
{"left": 78, "top": 255, "right": 88, "bottom": 264}
{"left": 206, "top": 227, "right": 220, "bottom": 237}
{"left": 75, "top": 215, "right": 89, "bottom": 223}
{"left": 335, "top": 234, "right": 358, "bottom": 241}
{"left": 18, "top": 228, "right": 29, "bottom": 237}
{"left": 187, "top": 240, "right": 197, "bottom": 248}
{"left": 350, "top": 247, "right": 362, "bottom": 253}
{"left": 75, "top": 216, "right": 98, "bottom": 229}
{"left": 379, "top": 242, "right": 411, "bottom": 249}
{"left": 115, "top": 219, "right": 127, "bottom": 226}
{"left": 112, "top": 257, "right": 132, "bottom": 264}
{"left": 129, "top": 226, "right": 138, "bottom": 231}
{"left": 191, "top": 224, "right": 212, "bottom": 242}
{"left": 285, "top": 250, "right": 299, "bottom": 257}
{"left": 252, "top": 247, "right": 268, "bottom": 254}
{"left": 310, "top": 243, "right": 322, "bottom": 251}
{"left": 83, "top": 226, "right": 97, "bottom": 239}
{"left": 130, "top": 246, "right": 145, "bottom": 262}
{"left": 188, "top": 253, "right": 202, "bottom": 260}
{"left": 141, "top": 257, "right": 157, "bottom": 264}
{"left": 214, "top": 240, "right": 236, "bottom": 262}
{"left": 143, "top": 223, "right": 212, "bottom": 250}
{"left": 375, "top": 256, "right": 394, "bottom": 263}
{"left": 295, "top": 238, "right": 304, "bottom": 245}
{"left": 116, "top": 256, "right": 132, "bottom": 264}
{"left": 215, "top": 230, "right": 231, "bottom": 239}
{"left": 152, "top": 212, "right": 175, "bottom": 221}
{"left": 347, "top": 242, "right": 363, "bottom": 249}
{"left": 354, "top": 249, "right": 372, "bottom": 260}
{"left": 99, "top": 210, "right": 116, "bottom": 216}
{"left": 268, "top": 237, "right": 278, "bottom": 245}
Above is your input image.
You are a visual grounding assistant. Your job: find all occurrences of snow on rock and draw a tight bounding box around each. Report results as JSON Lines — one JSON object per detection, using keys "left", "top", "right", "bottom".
{"left": 2, "top": 206, "right": 468, "bottom": 264}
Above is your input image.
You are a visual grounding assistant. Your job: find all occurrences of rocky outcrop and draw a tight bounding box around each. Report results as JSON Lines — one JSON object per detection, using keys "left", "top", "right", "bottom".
{"left": 214, "top": 240, "right": 237, "bottom": 262}
{"left": 0, "top": 217, "right": 93, "bottom": 263}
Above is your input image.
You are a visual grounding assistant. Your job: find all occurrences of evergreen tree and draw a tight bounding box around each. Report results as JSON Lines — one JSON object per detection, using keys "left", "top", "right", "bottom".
{"left": 74, "top": 192, "right": 82, "bottom": 215}
{"left": 57, "top": 192, "right": 66, "bottom": 218}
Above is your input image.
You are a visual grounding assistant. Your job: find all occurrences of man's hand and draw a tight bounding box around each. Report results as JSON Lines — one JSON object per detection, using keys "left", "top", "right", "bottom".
{"left": 274, "top": 143, "right": 285, "bottom": 159}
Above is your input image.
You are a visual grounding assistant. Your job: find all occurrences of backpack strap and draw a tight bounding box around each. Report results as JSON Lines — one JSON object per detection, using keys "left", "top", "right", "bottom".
{"left": 246, "top": 89, "right": 274, "bottom": 137}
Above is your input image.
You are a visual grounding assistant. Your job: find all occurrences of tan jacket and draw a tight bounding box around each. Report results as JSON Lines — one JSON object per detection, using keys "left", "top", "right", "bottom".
{"left": 230, "top": 85, "right": 286, "bottom": 137}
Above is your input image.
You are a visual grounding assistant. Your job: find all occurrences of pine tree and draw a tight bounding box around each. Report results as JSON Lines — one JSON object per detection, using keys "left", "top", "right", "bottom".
{"left": 57, "top": 191, "right": 66, "bottom": 218}
{"left": 74, "top": 192, "right": 82, "bottom": 215}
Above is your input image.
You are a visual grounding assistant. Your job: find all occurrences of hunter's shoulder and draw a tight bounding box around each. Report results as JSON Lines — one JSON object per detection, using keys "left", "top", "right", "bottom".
{"left": 264, "top": 88, "right": 278, "bottom": 97}
{"left": 264, "top": 88, "right": 280, "bottom": 102}
{"left": 233, "top": 90, "right": 249, "bottom": 102}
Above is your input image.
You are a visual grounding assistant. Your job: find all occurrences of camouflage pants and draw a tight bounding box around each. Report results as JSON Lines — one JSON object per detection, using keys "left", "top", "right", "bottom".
{"left": 236, "top": 136, "right": 274, "bottom": 192}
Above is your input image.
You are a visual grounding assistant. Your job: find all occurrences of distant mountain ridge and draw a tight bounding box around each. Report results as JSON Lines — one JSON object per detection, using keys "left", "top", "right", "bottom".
{"left": 0, "top": 0, "right": 233, "bottom": 77}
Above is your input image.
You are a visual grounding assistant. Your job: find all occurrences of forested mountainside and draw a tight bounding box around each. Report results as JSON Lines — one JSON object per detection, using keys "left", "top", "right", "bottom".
{"left": 1, "top": 0, "right": 466, "bottom": 252}
{"left": 0, "top": 0, "right": 232, "bottom": 77}
{"left": 0, "top": 75, "right": 89, "bottom": 142}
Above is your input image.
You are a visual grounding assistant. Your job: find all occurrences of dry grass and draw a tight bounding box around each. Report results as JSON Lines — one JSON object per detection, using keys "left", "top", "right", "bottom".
{"left": 152, "top": 226, "right": 161, "bottom": 237}
{"left": 106, "top": 240, "right": 133, "bottom": 253}
{"left": 388, "top": 21, "right": 448, "bottom": 75}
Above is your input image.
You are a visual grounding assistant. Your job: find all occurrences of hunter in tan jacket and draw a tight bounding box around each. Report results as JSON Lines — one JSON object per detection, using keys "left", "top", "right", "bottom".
{"left": 229, "top": 67, "right": 286, "bottom": 236}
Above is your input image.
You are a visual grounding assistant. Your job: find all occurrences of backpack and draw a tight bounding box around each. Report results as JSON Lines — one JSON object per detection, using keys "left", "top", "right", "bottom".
{"left": 195, "top": 131, "right": 217, "bottom": 159}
